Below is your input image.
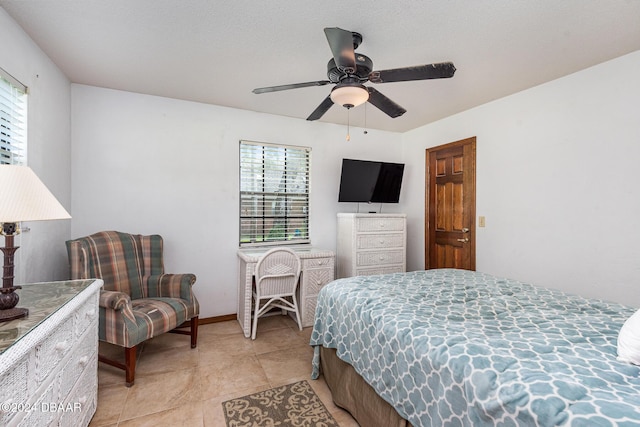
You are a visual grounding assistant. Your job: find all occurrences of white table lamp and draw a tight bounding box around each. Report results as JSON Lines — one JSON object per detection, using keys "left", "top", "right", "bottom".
{"left": 0, "top": 165, "right": 71, "bottom": 322}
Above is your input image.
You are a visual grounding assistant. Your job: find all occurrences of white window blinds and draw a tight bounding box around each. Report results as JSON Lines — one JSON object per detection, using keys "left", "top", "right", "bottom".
{"left": 0, "top": 67, "right": 27, "bottom": 165}
{"left": 240, "top": 140, "right": 310, "bottom": 246}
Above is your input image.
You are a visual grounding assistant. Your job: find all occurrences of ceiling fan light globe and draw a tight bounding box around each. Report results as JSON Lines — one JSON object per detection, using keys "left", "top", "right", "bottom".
{"left": 330, "top": 85, "right": 369, "bottom": 108}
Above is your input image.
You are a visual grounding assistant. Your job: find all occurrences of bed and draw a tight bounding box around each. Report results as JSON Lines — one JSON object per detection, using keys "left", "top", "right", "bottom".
{"left": 310, "top": 269, "right": 640, "bottom": 427}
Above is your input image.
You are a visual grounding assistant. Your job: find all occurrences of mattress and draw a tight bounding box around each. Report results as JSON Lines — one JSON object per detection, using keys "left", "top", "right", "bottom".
{"left": 310, "top": 269, "right": 640, "bottom": 426}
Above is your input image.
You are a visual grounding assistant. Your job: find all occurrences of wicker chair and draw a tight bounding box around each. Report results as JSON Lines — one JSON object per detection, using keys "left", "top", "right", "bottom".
{"left": 251, "top": 247, "right": 302, "bottom": 340}
{"left": 66, "top": 231, "right": 199, "bottom": 386}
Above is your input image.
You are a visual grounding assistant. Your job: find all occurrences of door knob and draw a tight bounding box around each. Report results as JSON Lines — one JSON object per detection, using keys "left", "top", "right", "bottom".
{"left": 457, "top": 238, "right": 469, "bottom": 243}
{"left": 461, "top": 228, "right": 469, "bottom": 233}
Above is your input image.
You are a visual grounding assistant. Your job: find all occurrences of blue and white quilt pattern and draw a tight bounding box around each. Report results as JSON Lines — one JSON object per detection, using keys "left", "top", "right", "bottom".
{"left": 310, "top": 269, "right": 640, "bottom": 426}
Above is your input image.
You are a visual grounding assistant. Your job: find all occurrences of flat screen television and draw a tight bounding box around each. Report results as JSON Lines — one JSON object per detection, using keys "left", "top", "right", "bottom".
{"left": 338, "top": 158, "right": 405, "bottom": 203}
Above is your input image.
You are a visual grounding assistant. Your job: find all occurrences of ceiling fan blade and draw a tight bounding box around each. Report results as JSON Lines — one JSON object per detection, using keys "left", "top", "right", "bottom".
{"left": 369, "top": 62, "right": 456, "bottom": 83}
{"left": 324, "top": 27, "right": 357, "bottom": 73}
{"left": 306, "top": 95, "right": 334, "bottom": 121}
{"left": 253, "top": 80, "right": 331, "bottom": 94}
{"left": 366, "top": 87, "right": 406, "bottom": 118}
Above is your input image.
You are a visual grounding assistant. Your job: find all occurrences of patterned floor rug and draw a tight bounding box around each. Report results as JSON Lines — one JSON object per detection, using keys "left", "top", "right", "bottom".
{"left": 222, "top": 380, "right": 339, "bottom": 426}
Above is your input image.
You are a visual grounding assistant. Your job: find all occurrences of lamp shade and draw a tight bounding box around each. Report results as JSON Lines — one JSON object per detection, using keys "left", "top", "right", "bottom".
{"left": 0, "top": 166, "right": 71, "bottom": 222}
{"left": 330, "top": 84, "right": 369, "bottom": 108}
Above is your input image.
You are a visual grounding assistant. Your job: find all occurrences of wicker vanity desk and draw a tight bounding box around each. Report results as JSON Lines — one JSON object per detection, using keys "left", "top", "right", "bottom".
{"left": 237, "top": 247, "right": 335, "bottom": 338}
{"left": 0, "top": 279, "right": 102, "bottom": 427}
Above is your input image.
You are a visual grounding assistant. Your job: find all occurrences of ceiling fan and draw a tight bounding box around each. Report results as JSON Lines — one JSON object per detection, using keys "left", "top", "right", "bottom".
{"left": 252, "top": 27, "right": 456, "bottom": 121}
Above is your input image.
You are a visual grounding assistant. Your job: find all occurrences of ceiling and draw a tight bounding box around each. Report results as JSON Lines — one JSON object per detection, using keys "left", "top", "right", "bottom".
{"left": 2, "top": 1, "right": 639, "bottom": 133}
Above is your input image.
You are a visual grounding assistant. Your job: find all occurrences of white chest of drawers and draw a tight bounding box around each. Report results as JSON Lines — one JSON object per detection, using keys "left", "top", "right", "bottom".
{"left": 337, "top": 213, "right": 407, "bottom": 278}
{"left": 0, "top": 279, "right": 102, "bottom": 427}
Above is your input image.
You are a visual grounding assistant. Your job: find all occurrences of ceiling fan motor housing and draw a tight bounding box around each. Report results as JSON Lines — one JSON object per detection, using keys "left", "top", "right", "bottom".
{"left": 326, "top": 54, "right": 373, "bottom": 83}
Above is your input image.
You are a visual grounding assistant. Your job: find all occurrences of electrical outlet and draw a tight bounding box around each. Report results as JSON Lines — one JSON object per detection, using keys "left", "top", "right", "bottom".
{"left": 478, "top": 216, "right": 486, "bottom": 227}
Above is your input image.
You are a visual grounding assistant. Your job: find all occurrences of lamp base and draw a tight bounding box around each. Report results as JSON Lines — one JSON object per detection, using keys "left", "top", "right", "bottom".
{"left": 0, "top": 306, "right": 28, "bottom": 322}
{"left": 0, "top": 285, "right": 28, "bottom": 322}
{"left": 0, "top": 223, "right": 27, "bottom": 322}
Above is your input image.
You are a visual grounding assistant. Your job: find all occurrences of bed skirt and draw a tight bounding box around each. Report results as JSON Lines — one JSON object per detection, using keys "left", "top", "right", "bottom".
{"left": 320, "top": 346, "right": 410, "bottom": 427}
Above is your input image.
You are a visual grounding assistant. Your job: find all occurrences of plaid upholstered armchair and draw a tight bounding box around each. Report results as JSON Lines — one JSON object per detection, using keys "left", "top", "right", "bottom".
{"left": 66, "top": 230, "right": 199, "bottom": 386}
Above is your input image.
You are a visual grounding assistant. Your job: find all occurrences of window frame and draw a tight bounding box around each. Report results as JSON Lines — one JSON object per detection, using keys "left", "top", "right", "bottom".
{"left": 0, "top": 66, "right": 28, "bottom": 166}
{"left": 239, "top": 140, "right": 311, "bottom": 247}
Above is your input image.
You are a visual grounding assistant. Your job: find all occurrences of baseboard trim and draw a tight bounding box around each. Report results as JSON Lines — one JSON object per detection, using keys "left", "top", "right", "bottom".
{"left": 198, "top": 314, "right": 236, "bottom": 325}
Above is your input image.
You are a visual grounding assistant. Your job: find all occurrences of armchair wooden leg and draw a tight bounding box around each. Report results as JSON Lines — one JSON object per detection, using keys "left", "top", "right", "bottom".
{"left": 190, "top": 316, "right": 199, "bottom": 348}
{"left": 98, "top": 344, "right": 138, "bottom": 387}
{"left": 125, "top": 346, "right": 137, "bottom": 387}
{"left": 168, "top": 317, "right": 199, "bottom": 348}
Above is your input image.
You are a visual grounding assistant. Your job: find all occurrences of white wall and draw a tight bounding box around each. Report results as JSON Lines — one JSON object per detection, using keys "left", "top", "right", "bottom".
{"left": 402, "top": 50, "right": 640, "bottom": 307}
{"left": 70, "top": 85, "right": 403, "bottom": 317}
{"left": 0, "top": 8, "right": 72, "bottom": 284}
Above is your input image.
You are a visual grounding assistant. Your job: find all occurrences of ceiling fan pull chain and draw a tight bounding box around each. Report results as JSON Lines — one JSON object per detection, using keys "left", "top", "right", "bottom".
{"left": 364, "top": 103, "right": 368, "bottom": 135}
{"left": 346, "top": 108, "right": 351, "bottom": 141}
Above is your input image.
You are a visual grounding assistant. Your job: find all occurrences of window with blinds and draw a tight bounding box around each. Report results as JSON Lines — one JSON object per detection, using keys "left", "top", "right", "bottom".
{"left": 240, "top": 140, "right": 310, "bottom": 246}
{"left": 0, "top": 67, "right": 27, "bottom": 165}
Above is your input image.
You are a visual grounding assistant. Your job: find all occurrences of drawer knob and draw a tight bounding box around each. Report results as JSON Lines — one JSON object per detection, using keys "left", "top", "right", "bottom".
{"left": 55, "top": 341, "right": 69, "bottom": 352}
{"left": 379, "top": 256, "right": 385, "bottom": 260}
{"left": 79, "top": 356, "right": 89, "bottom": 367}
{"left": 86, "top": 309, "right": 96, "bottom": 318}
{"left": 379, "top": 239, "right": 385, "bottom": 244}
{"left": 379, "top": 223, "right": 385, "bottom": 227}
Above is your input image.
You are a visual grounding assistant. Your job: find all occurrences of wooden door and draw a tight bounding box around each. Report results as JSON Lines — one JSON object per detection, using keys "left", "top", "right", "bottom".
{"left": 425, "top": 137, "right": 476, "bottom": 270}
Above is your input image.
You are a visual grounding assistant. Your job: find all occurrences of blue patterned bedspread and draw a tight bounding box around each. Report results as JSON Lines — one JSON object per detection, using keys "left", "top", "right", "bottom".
{"left": 310, "top": 269, "right": 640, "bottom": 426}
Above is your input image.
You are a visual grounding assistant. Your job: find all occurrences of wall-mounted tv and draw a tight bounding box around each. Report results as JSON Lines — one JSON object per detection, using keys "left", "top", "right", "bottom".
{"left": 338, "top": 158, "right": 405, "bottom": 203}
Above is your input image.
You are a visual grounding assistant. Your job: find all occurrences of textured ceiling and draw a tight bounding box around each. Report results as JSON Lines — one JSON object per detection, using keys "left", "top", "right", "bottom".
{"left": 2, "top": 0, "right": 639, "bottom": 133}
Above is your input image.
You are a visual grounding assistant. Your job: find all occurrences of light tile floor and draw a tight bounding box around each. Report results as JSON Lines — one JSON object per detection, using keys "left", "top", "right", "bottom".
{"left": 88, "top": 315, "right": 359, "bottom": 426}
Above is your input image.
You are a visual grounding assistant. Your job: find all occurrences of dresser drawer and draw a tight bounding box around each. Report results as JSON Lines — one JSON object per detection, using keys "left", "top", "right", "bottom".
{"left": 35, "top": 315, "right": 74, "bottom": 385}
{"left": 301, "top": 296, "right": 318, "bottom": 327}
{"left": 356, "top": 249, "right": 405, "bottom": 267}
{"left": 0, "top": 354, "right": 30, "bottom": 426}
{"left": 356, "top": 217, "right": 405, "bottom": 232}
{"left": 356, "top": 233, "right": 404, "bottom": 250}
{"left": 74, "top": 295, "right": 99, "bottom": 338}
{"left": 355, "top": 266, "right": 405, "bottom": 276}
{"left": 17, "top": 376, "right": 56, "bottom": 427}
{"left": 302, "top": 257, "right": 334, "bottom": 270}
{"left": 59, "top": 321, "right": 98, "bottom": 401}
{"left": 60, "top": 355, "right": 98, "bottom": 427}
{"left": 302, "top": 267, "right": 334, "bottom": 296}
